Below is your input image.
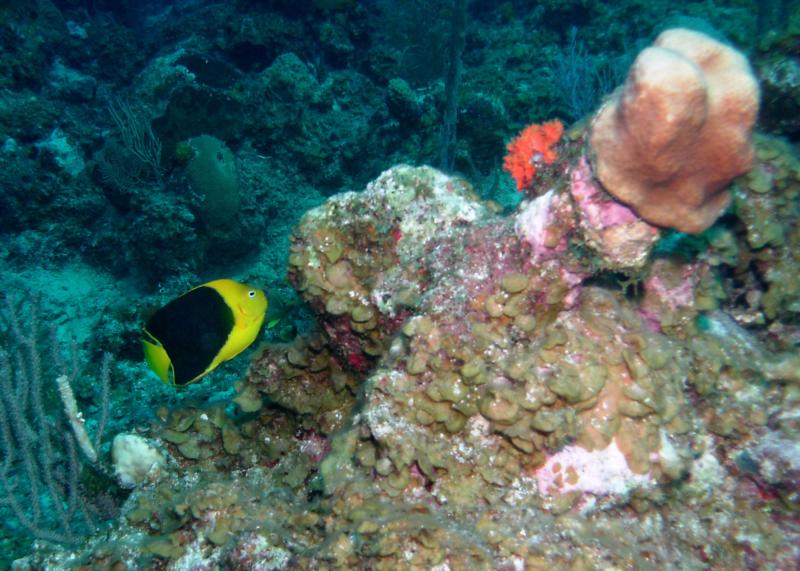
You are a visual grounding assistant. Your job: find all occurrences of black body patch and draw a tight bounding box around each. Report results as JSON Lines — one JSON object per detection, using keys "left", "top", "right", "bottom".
{"left": 144, "top": 286, "right": 234, "bottom": 386}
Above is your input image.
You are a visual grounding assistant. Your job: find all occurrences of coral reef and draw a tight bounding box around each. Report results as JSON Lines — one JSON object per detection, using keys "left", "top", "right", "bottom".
{"left": 590, "top": 28, "right": 760, "bottom": 234}
{"left": 3, "top": 1, "right": 800, "bottom": 568}
{"left": 19, "top": 63, "right": 800, "bottom": 564}
{"left": 287, "top": 166, "right": 490, "bottom": 372}
{"left": 285, "top": 161, "right": 689, "bottom": 514}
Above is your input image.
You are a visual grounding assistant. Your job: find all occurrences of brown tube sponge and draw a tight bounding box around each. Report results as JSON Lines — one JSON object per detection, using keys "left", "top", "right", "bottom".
{"left": 589, "top": 28, "right": 760, "bottom": 234}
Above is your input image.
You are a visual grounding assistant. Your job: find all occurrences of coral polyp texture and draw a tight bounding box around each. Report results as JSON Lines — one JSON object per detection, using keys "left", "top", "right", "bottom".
{"left": 590, "top": 28, "right": 760, "bottom": 234}
{"left": 287, "top": 166, "right": 490, "bottom": 373}
{"left": 281, "top": 161, "right": 796, "bottom": 569}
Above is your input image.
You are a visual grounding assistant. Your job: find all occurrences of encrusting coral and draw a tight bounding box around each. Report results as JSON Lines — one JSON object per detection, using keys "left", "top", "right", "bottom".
{"left": 288, "top": 164, "right": 690, "bottom": 515}
{"left": 590, "top": 28, "right": 760, "bottom": 234}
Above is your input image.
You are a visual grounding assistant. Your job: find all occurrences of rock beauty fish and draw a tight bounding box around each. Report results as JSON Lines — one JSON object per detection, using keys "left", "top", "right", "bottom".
{"left": 142, "top": 279, "right": 267, "bottom": 387}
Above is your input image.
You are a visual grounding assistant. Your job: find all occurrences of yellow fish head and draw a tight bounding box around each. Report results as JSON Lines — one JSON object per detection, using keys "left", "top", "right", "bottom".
{"left": 238, "top": 285, "right": 268, "bottom": 325}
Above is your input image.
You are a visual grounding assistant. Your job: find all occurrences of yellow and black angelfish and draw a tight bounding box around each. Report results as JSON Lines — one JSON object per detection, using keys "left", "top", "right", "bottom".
{"left": 142, "top": 279, "right": 267, "bottom": 387}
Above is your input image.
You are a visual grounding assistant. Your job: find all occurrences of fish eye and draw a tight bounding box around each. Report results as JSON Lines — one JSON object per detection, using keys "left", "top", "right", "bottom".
{"left": 248, "top": 290, "right": 256, "bottom": 298}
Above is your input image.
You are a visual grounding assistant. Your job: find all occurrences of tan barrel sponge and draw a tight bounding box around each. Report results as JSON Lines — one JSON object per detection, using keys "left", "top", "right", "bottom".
{"left": 589, "top": 28, "right": 760, "bottom": 234}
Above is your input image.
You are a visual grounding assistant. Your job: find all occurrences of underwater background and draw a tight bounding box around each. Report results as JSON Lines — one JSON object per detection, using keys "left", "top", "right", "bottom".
{"left": 0, "top": 0, "right": 799, "bottom": 568}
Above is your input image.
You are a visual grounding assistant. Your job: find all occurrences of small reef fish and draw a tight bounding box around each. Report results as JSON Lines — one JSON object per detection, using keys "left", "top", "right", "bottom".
{"left": 142, "top": 279, "right": 267, "bottom": 387}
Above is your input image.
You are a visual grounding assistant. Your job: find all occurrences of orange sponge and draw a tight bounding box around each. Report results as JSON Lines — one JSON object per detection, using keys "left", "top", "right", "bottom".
{"left": 589, "top": 28, "right": 759, "bottom": 234}
{"left": 504, "top": 119, "right": 563, "bottom": 191}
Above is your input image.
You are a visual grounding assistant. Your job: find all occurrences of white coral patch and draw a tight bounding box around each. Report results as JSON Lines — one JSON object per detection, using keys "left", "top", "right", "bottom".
{"left": 684, "top": 437, "right": 725, "bottom": 499}
{"left": 514, "top": 189, "right": 554, "bottom": 257}
{"left": 535, "top": 439, "right": 651, "bottom": 497}
{"left": 112, "top": 433, "right": 167, "bottom": 488}
{"left": 366, "top": 371, "right": 419, "bottom": 441}
{"left": 393, "top": 167, "right": 486, "bottom": 262}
